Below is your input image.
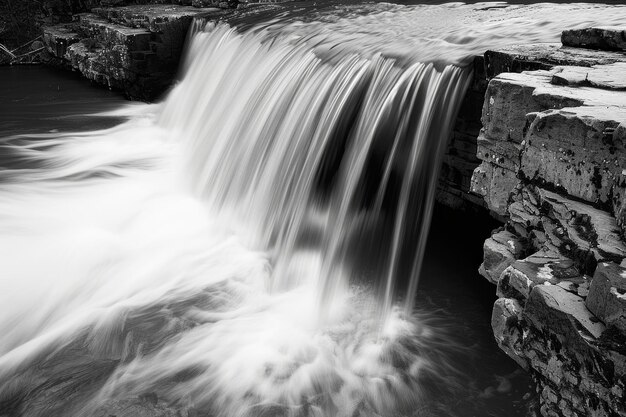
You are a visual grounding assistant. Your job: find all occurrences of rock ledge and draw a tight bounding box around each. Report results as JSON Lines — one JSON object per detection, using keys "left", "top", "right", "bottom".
{"left": 473, "top": 28, "right": 626, "bottom": 417}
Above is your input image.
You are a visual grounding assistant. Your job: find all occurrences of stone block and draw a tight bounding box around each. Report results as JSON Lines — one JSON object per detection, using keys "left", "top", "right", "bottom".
{"left": 525, "top": 284, "right": 605, "bottom": 342}
{"left": 491, "top": 297, "right": 527, "bottom": 368}
{"left": 476, "top": 133, "right": 521, "bottom": 172}
{"left": 552, "top": 62, "right": 626, "bottom": 90}
{"left": 42, "top": 25, "right": 80, "bottom": 59}
{"left": 587, "top": 262, "right": 626, "bottom": 332}
{"left": 77, "top": 14, "right": 152, "bottom": 51}
{"left": 481, "top": 73, "right": 548, "bottom": 145}
{"left": 470, "top": 161, "right": 519, "bottom": 216}
{"left": 537, "top": 188, "right": 626, "bottom": 265}
{"left": 478, "top": 229, "right": 525, "bottom": 284}
{"left": 521, "top": 105, "right": 626, "bottom": 206}
{"left": 562, "top": 27, "right": 626, "bottom": 52}
{"left": 498, "top": 251, "right": 587, "bottom": 301}
{"left": 484, "top": 43, "right": 626, "bottom": 80}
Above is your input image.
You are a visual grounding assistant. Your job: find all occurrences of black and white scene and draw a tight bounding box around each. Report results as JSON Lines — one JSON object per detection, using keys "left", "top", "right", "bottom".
{"left": 0, "top": 0, "right": 625, "bottom": 416}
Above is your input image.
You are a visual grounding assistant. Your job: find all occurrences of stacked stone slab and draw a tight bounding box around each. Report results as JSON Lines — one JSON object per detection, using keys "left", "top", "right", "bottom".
{"left": 471, "top": 28, "right": 626, "bottom": 417}
{"left": 437, "top": 38, "right": 626, "bottom": 212}
{"left": 42, "top": 3, "right": 222, "bottom": 100}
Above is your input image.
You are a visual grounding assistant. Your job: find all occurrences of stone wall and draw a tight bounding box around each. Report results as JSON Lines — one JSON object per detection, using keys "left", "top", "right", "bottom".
{"left": 471, "top": 27, "right": 626, "bottom": 417}
{"left": 41, "top": 2, "right": 228, "bottom": 100}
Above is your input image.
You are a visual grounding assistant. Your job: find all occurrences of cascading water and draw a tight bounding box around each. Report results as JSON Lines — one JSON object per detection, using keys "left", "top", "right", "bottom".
{"left": 162, "top": 22, "right": 471, "bottom": 317}
{"left": 1, "top": 2, "right": 626, "bottom": 417}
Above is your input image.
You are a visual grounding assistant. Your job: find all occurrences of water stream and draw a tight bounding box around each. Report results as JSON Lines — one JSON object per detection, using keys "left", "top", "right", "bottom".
{"left": 1, "top": 2, "right": 625, "bottom": 416}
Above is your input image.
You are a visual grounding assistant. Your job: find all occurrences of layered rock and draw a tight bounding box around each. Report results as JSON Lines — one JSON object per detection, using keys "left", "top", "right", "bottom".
{"left": 41, "top": 3, "right": 222, "bottom": 100}
{"left": 473, "top": 28, "right": 626, "bottom": 417}
{"left": 437, "top": 37, "right": 626, "bottom": 211}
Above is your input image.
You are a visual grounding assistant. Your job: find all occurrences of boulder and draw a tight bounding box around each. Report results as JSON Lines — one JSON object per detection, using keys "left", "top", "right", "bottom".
{"left": 562, "top": 27, "right": 626, "bottom": 52}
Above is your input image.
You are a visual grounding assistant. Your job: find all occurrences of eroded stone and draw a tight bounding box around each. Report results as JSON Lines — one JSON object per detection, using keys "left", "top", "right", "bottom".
{"left": 526, "top": 284, "right": 605, "bottom": 341}
{"left": 470, "top": 161, "right": 519, "bottom": 216}
{"left": 587, "top": 262, "right": 626, "bottom": 332}
{"left": 479, "top": 229, "right": 525, "bottom": 284}
{"left": 498, "top": 251, "right": 586, "bottom": 301}
{"left": 552, "top": 63, "right": 626, "bottom": 90}
{"left": 492, "top": 298, "right": 527, "bottom": 368}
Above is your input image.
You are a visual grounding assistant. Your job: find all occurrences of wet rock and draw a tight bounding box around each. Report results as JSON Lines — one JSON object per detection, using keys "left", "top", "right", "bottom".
{"left": 551, "top": 62, "right": 626, "bottom": 90}
{"left": 492, "top": 297, "right": 527, "bottom": 368}
{"left": 519, "top": 88, "right": 626, "bottom": 207}
{"left": 437, "top": 55, "right": 489, "bottom": 210}
{"left": 42, "top": 25, "right": 80, "bottom": 60}
{"left": 476, "top": 133, "right": 521, "bottom": 173}
{"left": 562, "top": 27, "right": 626, "bottom": 52}
{"left": 474, "top": 63, "right": 626, "bottom": 234}
{"left": 479, "top": 229, "right": 525, "bottom": 284}
{"left": 470, "top": 161, "right": 519, "bottom": 216}
{"left": 42, "top": 4, "right": 218, "bottom": 100}
{"left": 480, "top": 71, "right": 551, "bottom": 145}
{"left": 526, "top": 284, "right": 605, "bottom": 340}
{"left": 536, "top": 188, "right": 626, "bottom": 265}
{"left": 484, "top": 43, "right": 626, "bottom": 79}
{"left": 476, "top": 27, "right": 626, "bottom": 417}
{"left": 497, "top": 251, "right": 587, "bottom": 301}
{"left": 587, "top": 262, "right": 626, "bottom": 333}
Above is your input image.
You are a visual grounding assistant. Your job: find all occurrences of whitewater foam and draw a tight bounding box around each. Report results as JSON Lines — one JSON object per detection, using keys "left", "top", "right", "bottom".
{"left": 1, "top": 2, "right": 626, "bottom": 416}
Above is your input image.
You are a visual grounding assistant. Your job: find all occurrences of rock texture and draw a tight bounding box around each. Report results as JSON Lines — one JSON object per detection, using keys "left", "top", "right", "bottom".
{"left": 41, "top": 2, "right": 224, "bottom": 100}
{"left": 437, "top": 35, "right": 626, "bottom": 211}
{"left": 473, "top": 28, "right": 626, "bottom": 417}
{"left": 562, "top": 27, "right": 626, "bottom": 52}
{"left": 437, "top": 57, "right": 490, "bottom": 210}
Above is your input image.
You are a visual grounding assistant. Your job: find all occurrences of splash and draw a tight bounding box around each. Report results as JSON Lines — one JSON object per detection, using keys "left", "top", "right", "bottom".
{"left": 1, "top": 2, "right": 626, "bottom": 417}
{"left": 162, "top": 23, "right": 470, "bottom": 315}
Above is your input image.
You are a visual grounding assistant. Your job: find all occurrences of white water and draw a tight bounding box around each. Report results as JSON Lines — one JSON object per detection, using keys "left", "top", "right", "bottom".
{"left": 1, "top": 2, "right": 626, "bottom": 417}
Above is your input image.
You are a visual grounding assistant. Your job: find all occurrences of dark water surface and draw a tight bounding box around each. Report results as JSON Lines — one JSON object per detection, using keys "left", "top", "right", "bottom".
{"left": 0, "top": 65, "right": 129, "bottom": 137}
{"left": 419, "top": 207, "right": 534, "bottom": 416}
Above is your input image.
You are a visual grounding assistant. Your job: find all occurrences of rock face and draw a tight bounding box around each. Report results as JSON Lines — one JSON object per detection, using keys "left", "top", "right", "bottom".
{"left": 473, "top": 28, "right": 626, "bottom": 417}
{"left": 41, "top": 2, "right": 222, "bottom": 100}
{"left": 437, "top": 57, "right": 489, "bottom": 210}
{"left": 437, "top": 37, "right": 626, "bottom": 211}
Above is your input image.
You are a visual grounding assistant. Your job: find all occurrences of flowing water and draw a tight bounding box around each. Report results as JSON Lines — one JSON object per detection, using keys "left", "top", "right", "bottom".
{"left": 1, "top": 2, "right": 626, "bottom": 417}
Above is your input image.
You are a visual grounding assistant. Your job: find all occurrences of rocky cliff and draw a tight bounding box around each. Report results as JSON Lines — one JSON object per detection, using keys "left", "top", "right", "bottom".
{"left": 470, "top": 27, "right": 626, "bottom": 417}
{"left": 40, "top": 2, "right": 231, "bottom": 100}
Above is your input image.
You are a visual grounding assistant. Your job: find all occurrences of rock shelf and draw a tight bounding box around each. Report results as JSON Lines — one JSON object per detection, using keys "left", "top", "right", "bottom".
{"left": 42, "top": 3, "right": 221, "bottom": 100}
{"left": 472, "top": 27, "right": 626, "bottom": 417}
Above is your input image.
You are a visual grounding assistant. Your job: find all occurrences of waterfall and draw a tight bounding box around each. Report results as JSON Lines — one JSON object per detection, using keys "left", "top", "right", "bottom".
{"left": 160, "top": 22, "right": 471, "bottom": 318}
{"left": 1, "top": 3, "right": 626, "bottom": 417}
